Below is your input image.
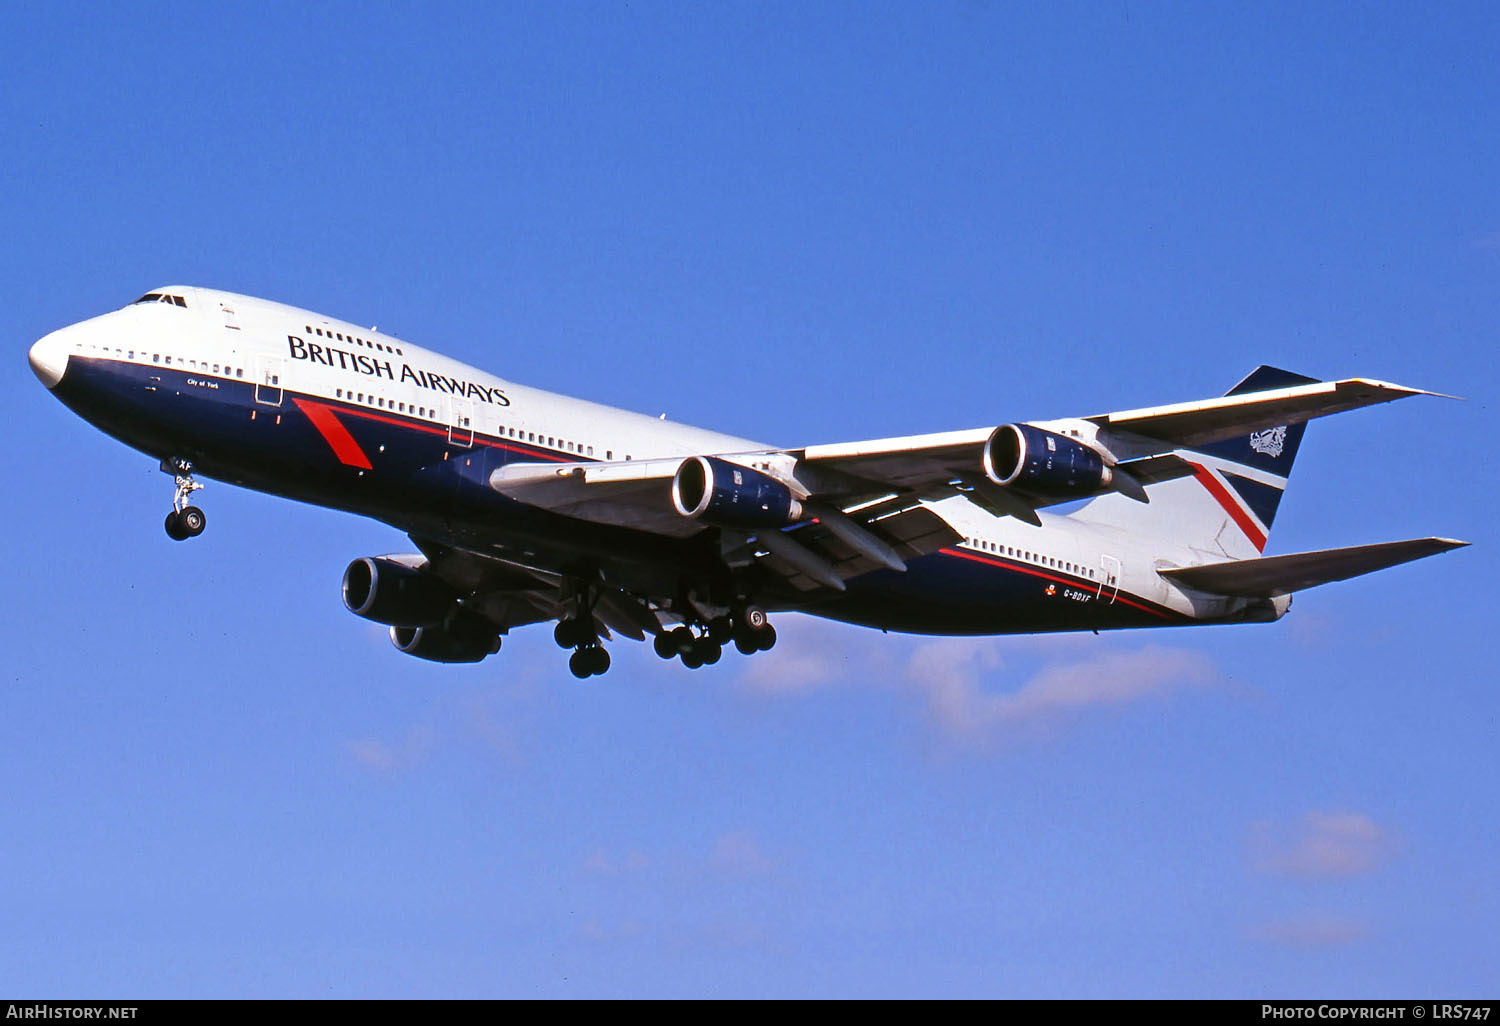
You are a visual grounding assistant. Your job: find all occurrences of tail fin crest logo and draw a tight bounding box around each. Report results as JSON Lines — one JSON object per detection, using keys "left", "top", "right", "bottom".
{"left": 1249, "top": 426, "right": 1288, "bottom": 458}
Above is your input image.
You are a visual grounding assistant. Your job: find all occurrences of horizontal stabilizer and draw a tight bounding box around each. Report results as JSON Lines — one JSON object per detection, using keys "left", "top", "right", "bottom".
{"left": 1159, "top": 538, "right": 1468, "bottom": 597}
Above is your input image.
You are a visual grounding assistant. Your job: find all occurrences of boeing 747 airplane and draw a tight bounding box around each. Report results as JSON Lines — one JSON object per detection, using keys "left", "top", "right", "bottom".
{"left": 28, "top": 287, "right": 1466, "bottom": 677}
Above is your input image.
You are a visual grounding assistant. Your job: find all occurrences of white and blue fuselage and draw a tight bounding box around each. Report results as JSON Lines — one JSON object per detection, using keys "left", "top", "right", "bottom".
{"left": 32, "top": 286, "right": 1454, "bottom": 670}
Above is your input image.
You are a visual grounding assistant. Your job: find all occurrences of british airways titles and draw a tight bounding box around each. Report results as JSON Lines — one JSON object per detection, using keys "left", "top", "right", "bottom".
{"left": 287, "top": 335, "right": 511, "bottom": 406}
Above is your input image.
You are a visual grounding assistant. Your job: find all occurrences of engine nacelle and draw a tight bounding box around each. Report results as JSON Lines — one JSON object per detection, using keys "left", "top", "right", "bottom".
{"left": 389, "top": 613, "right": 501, "bottom": 664}
{"left": 983, "top": 423, "right": 1113, "bottom": 498}
{"left": 342, "top": 556, "right": 456, "bottom": 627}
{"left": 671, "top": 456, "right": 804, "bottom": 529}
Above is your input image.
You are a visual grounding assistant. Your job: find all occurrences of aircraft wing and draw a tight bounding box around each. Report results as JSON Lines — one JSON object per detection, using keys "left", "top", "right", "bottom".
{"left": 1159, "top": 538, "right": 1469, "bottom": 597}
{"left": 1088, "top": 378, "right": 1454, "bottom": 449}
{"left": 788, "top": 375, "right": 1449, "bottom": 503}
{"left": 490, "top": 457, "right": 700, "bottom": 537}
{"left": 489, "top": 454, "right": 963, "bottom": 592}
{"left": 796, "top": 428, "right": 994, "bottom": 490}
{"left": 486, "top": 370, "right": 1450, "bottom": 594}
{"left": 409, "top": 536, "right": 662, "bottom": 641}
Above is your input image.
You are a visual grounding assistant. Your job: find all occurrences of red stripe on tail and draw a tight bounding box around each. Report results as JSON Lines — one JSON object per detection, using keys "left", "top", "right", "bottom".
{"left": 1188, "top": 461, "right": 1266, "bottom": 551}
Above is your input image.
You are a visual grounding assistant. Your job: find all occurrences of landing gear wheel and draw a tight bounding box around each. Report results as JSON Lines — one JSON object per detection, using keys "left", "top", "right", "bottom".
{"left": 161, "top": 457, "right": 206, "bottom": 540}
{"left": 680, "top": 648, "right": 704, "bottom": 670}
{"left": 653, "top": 632, "right": 677, "bottom": 659}
{"left": 669, "top": 625, "right": 695, "bottom": 655}
{"left": 707, "top": 617, "right": 733, "bottom": 644}
{"left": 732, "top": 616, "right": 776, "bottom": 655}
{"left": 587, "top": 646, "right": 611, "bottom": 676}
{"left": 554, "top": 619, "right": 580, "bottom": 649}
{"left": 178, "top": 506, "right": 206, "bottom": 537}
{"left": 741, "top": 604, "right": 768, "bottom": 631}
{"left": 696, "top": 638, "right": 722, "bottom": 665}
{"left": 756, "top": 623, "right": 777, "bottom": 652}
{"left": 569, "top": 648, "right": 592, "bottom": 679}
{"left": 569, "top": 643, "right": 610, "bottom": 678}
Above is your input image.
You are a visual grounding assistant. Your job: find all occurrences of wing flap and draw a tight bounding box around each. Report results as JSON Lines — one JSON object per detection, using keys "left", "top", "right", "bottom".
{"left": 761, "top": 502, "right": 962, "bottom": 591}
{"left": 1159, "top": 538, "right": 1468, "bottom": 597}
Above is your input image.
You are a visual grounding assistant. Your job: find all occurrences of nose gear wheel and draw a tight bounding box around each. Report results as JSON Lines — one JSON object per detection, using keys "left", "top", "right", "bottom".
{"left": 160, "top": 458, "right": 206, "bottom": 541}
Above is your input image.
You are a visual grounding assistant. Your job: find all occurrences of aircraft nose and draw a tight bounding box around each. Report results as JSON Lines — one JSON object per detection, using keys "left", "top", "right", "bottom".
{"left": 28, "top": 330, "right": 70, "bottom": 389}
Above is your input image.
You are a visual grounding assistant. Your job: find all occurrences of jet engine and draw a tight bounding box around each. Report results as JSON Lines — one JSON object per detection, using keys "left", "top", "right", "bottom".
{"left": 389, "top": 612, "right": 501, "bottom": 664}
{"left": 983, "top": 424, "right": 1113, "bottom": 498}
{"left": 671, "top": 456, "right": 804, "bottom": 529}
{"left": 342, "top": 556, "right": 457, "bottom": 627}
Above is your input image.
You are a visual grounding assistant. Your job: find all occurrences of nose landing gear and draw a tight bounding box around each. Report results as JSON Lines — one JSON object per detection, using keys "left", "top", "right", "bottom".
{"left": 161, "top": 458, "right": 206, "bottom": 541}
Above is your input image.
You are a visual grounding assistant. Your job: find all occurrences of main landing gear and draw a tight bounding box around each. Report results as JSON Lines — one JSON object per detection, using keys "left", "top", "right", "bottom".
{"left": 552, "top": 586, "right": 777, "bottom": 677}
{"left": 554, "top": 580, "right": 611, "bottom": 679}
{"left": 652, "top": 604, "right": 777, "bottom": 670}
{"left": 555, "top": 616, "right": 611, "bottom": 679}
{"left": 161, "top": 458, "right": 206, "bottom": 541}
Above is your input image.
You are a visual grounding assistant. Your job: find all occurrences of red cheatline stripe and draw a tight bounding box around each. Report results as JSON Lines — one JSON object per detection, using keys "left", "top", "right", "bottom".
{"left": 292, "top": 394, "right": 578, "bottom": 465}
{"left": 292, "top": 398, "right": 373, "bottom": 469}
{"left": 1188, "top": 461, "right": 1267, "bottom": 552}
{"left": 330, "top": 401, "right": 576, "bottom": 463}
{"left": 942, "top": 547, "right": 1182, "bottom": 621}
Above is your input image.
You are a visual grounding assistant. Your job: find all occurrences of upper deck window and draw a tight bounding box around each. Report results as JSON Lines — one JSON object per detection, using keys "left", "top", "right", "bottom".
{"left": 133, "top": 293, "right": 187, "bottom": 307}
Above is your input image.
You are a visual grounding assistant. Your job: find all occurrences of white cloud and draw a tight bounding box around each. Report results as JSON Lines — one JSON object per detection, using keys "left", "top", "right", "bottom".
{"left": 584, "top": 832, "right": 780, "bottom": 884}
{"left": 570, "top": 832, "right": 783, "bottom": 950}
{"left": 735, "top": 615, "right": 869, "bottom": 695}
{"left": 343, "top": 724, "right": 435, "bottom": 773}
{"left": 582, "top": 849, "right": 650, "bottom": 877}
{"left": 733, "top": 622, "right": 1222, "bottom": 747}
{"left": 1249, "top": 914, "right": 1371, "bottom": 948}
{"left": 708, "top": 830, "right": 777, "bottom": 879}
{"left": 1250, "top": 810, "right": 1399, "bottom": 879}
{"left": 904, "top": 639, "right": 1219, "bottom": 746}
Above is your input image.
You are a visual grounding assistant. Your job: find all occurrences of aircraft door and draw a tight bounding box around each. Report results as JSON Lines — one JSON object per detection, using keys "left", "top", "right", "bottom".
{"left": 254, "top": 355, "right": 284, "bottom": 406}
{"left": 1099, "top": 554, "right": 1121, "bottom": 603}
{"left": 447, "top": 396, "right": 474, "bottom": 448}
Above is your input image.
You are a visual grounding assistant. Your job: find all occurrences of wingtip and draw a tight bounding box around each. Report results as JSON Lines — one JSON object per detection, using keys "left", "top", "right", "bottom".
{"left": 1346, "top": 378, "right": 1465, "bottom": 401}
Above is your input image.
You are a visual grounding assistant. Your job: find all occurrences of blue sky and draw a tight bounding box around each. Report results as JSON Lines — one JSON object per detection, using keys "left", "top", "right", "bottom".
{"left": 2, "top": 2, "right": 1495, "bottom": 998}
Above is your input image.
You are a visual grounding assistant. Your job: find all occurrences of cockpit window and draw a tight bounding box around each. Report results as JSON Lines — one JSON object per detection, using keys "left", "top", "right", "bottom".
{"left": 133, "top": 293, "right": 187, "bottom": 307}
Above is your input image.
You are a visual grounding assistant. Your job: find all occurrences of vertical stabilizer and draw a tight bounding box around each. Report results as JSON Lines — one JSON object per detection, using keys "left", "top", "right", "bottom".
{"left": 1075, "top": 366, "right": 1320, "bottom": 562}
